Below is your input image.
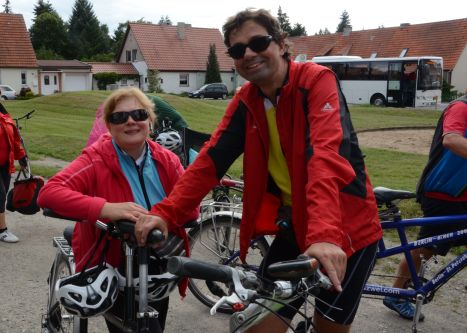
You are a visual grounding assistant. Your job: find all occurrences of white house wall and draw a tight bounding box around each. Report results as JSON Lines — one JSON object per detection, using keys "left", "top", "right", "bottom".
{"left": 119, "top": 30, "right": 143, "bottom": 63}
{"left": 0, "top": 68, "right": 39, "bottom": 94}
{"left": 451, "top": 44, "right": 467, "bottom": 95}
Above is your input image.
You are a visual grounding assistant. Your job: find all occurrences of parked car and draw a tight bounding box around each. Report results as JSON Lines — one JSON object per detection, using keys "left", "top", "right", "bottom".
{"left": 188, "top": 83, "right": 228, "bottom": 99}
{"left": 0, "top": 85, "right": 17, "bottom": 100}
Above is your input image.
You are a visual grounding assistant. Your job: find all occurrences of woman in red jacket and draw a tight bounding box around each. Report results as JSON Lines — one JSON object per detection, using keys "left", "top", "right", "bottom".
{"left": 38, "top": 88, "right": 197, "bottom": 332}
{"left": 0, "top": 102, "right": 28, "bottom": 243}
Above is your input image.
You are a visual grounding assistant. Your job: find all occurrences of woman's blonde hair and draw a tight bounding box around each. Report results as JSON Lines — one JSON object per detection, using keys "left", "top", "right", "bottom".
{"left": 102, "top": 88, "right": 156, "bottom": 125}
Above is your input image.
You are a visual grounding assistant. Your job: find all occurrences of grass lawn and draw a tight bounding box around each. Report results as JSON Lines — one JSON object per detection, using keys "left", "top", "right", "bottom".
{"left": 2, "top": 91, "right": 437, "bottom": 203}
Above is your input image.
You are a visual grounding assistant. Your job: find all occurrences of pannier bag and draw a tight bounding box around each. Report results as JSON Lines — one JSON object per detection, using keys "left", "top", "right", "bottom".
{"left": 6, "top": 169, "right": 44, "bottom": 215}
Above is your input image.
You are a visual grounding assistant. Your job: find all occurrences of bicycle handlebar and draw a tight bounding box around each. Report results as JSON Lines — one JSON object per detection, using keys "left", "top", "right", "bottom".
{"left": 14, "top": 109, "right": 35, "bottom": 122}
{"left": 167, "top": 256, "right": 235, "bottom": 283}
{"left": 43, "top": 208, "right": 164, "bottom": 245}
{"left": 267, "top": 255, "right": 320, "bottom": 279}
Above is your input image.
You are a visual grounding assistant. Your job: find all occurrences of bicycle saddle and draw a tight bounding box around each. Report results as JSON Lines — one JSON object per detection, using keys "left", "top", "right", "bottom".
{"left": 373, "top": 186, "right": 416, "bottom": 205}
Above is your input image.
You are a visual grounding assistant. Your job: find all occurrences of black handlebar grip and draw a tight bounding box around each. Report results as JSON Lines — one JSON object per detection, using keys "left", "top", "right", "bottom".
{"left": 167, "top": 256, "right": 233, "bottom": 282}
{"left": 116, "top": 220, "right": 164, "bottom": 245}
{"left": 267, "top": 256, "right": 319, "bottom": 279}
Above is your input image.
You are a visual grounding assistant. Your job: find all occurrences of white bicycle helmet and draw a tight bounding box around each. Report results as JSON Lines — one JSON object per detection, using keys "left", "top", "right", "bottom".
{"left": 155, "top": 130, "right": 183, "bottom": 152}
{"left": 55, "top": 263, "right": 118, "bottom": 318}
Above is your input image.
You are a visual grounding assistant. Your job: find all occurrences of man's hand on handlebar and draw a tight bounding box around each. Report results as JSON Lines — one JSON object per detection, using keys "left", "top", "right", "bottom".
{"left": 304, "top": 242, "right": 347, "bottom": 292}
{"left": 99, "top": 202, "right": 148, "bottom": 222}
{"left": 134, "top": 215, "right": 169, "bottom": 247}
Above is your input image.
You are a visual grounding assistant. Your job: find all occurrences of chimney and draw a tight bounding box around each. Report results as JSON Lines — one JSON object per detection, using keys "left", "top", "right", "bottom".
{"left": 400, "top": 23, "right": 410, "bottom": 28}
{"left": 177, "top": 22, "right": 186, "bottom": 39}
{"left": 343, "top": 26, "right": 352, "bottom": 36}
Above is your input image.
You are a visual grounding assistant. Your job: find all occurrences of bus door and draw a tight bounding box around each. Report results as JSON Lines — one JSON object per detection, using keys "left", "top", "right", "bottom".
{"left": 386, "top": 62, "right": 403, "bottom": 106}
{"left": 401, "top": 62, "right": 417, "bottom": 107}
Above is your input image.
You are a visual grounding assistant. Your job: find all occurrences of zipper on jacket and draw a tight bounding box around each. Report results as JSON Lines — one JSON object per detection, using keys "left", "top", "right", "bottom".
{"left": 133, "top": 159, "right": 151, "bottom": 210}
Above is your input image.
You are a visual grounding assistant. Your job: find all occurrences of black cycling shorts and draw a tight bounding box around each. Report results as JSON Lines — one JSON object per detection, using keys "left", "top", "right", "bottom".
{"left": 0, "top": 164, "right": 11, "bottom": 213}
{"left": 257, "top": 231, "right": 378, "bottom": 325}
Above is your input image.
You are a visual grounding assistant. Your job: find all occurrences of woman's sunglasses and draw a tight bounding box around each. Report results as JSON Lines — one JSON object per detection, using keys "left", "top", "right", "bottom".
{"left": 108, "top": 109, "right": 149, "bottom": 125}
{"left": 227, "top": 35, "right": 273, "bottom": 60}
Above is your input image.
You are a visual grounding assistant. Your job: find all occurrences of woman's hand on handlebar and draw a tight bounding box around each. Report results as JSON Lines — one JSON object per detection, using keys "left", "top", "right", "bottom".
{"left": 99, "top": 202, "right": 148, "bottom": 222}
{"left": 134, "top": 214, "right": 168, "bottom": 247}
{"left": 304, "top": 242, "right": 347, "bottom": 292}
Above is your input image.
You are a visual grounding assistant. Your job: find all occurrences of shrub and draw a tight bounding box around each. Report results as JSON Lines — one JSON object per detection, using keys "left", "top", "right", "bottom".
{"left": 94, "top": 72, "right": 121, "bottom": 90}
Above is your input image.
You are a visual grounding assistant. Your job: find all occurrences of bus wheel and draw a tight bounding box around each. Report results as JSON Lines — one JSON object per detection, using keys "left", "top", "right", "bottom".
{"left": 371, "top": 94, "right": 386, "bottom": 106}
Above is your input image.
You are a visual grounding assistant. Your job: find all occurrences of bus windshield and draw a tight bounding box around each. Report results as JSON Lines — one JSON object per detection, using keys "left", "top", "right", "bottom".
{"left": 418, "top": 59, "right": 443, "bottom": 91}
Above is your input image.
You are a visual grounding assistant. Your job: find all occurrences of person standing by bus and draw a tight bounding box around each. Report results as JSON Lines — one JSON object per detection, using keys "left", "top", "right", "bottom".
{"left": 384, "top": 94, "right": 467, "bottom": 320}
{"left": 134, "top": 8, "right": 382, "bottom": 333}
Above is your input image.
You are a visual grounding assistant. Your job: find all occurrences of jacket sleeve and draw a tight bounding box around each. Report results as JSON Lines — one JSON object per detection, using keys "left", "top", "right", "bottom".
{"left": 304, "top": 70, "right": 357, "bottom": 248}
{"left": 152, "top": 98, "right": 245, "bottom": 227}
{"left": 12, "top": 123, "right": 26, "bottom": 160}
{"left": 37, "top": 153, "right": 106, "bottom": 223}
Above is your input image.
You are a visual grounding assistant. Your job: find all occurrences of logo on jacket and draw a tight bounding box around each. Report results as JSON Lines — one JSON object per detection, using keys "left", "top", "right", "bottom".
{"left": 321, "top": 102, "right": 335, "bottom": 112}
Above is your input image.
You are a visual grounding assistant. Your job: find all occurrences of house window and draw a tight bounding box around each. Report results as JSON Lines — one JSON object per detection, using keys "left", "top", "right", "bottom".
{"left": 121, "top": 78, "right": 128, "bottom": 86}
{"left": 126, "top": 50, "right": 131, "bottom": 62}
{"left": 179, "top": 73, "right": 189, "bottom": 86}
{"left": 44, "top": 75, "right": 50, "bottom": 85}
{"left": 399, "top": 48, "right": 408, "bottom": 57}
{"left": 54, "top": 75, "right": 57, "bottom": 85}
{"left": 132, "top": 49, "right": 137, "bottom": 61}
{"left": 21, "top": 71, "right": 26, "bottom": 84}
{"left": 159, "top": 78, "right": 163, "bottom": 84}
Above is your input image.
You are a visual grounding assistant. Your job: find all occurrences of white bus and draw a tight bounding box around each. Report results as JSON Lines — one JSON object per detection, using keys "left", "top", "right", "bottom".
{"left": 307, "top": 56, "right": 443, "bottom": 108}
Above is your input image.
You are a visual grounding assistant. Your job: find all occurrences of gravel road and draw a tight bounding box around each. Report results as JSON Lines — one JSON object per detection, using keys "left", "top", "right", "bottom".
{"left": 1, "top": 208, "right": 465, "bottom": 333}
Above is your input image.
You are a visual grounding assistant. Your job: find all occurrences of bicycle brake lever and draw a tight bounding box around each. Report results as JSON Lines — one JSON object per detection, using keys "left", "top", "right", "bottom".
{"left": 317, "top": 268, "right": 333, "bottom": 290}
{"left": 210, "top": 294, "right": 242, "bottom": 315}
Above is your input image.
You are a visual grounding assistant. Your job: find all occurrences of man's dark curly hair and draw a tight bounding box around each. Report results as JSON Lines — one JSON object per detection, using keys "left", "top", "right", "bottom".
{"left": 222, "top": 8, "right": 291, "bottom": 60}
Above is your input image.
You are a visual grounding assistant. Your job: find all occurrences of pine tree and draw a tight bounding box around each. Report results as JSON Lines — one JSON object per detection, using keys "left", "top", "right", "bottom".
{"left": 205, "top": 44, "right": 221, "bottom": 84}
{"left": 277, "top": 6, "right": 291, "bottom": 33}
{"left": 113, "top": 21, "right": 128, "bottom": 53}
{"left": 158, "top": 15, "right": 172, "bottom": 25}
{"left": 2, "top": 0, "right": 12, "bottom": 13}
{"left": 289, "top": 23, "right": 307, "bottom": 37}
{"left": 33, "top": 0, "right": 54, "bottom": 18}
{"left": 336, "top": 10, "right": 352, "bottom": 33}
{"left": 67, "top": 0, "right": 112, "bottom": 59}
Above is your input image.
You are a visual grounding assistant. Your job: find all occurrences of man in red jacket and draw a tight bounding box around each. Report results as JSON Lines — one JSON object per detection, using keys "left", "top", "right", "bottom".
{"left": 136, "top": 9, "right": 382, "bottom": 333}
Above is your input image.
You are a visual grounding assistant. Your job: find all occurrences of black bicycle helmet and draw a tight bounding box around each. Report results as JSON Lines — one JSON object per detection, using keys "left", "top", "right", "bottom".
{"left": 55, "top": 263, "right": 118, "bottom": 318}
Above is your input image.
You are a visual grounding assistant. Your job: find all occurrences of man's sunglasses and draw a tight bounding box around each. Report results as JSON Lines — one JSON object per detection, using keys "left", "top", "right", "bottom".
{"left": 108, "top": 109, "right": 149, "bottom": 124}
{"left": 227, "top": 35, "right": 273, "bottom": 59}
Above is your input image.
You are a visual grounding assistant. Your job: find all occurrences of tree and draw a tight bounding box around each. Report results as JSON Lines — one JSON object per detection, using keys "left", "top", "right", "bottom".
{"left": 147, "top": 69, "right": 162, "bottom": 93}
{"left": 336, "top": 10, "right": 352, "bottom": 33}
{"left": 205, "top": 44, "right": 221, "bottom": 84}
{"left": 30, "top": 11, "right": 68, "bottom": 58}
{"left": 158, "top": 15, "right": 172, "bottom": 25}
{"left": 112, "top": 21, "right": 128, "bottom": 54}
{"left": 315, "top": 28, "right": 331, "bottom": 35}
{"left": 289, "top": 23, "right": 307, "bottom": 37}
{"left": 33, "top": 0, "right": 54, "bottom": 17}
{"left": 67, "top": 0, "right": 112, "bottom": 59}
{"left": 94, "top": 72, "right": 120, "bottom": 90}
{"left": 277, "top": 6, "right": 291, "bottom": 33}
{"left": 2, "top": 0, "right": 12, "bottom": 13}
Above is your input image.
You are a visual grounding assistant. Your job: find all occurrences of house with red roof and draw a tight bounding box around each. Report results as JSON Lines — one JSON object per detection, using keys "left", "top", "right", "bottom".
{"left": 289, "top": 18, "right": 467, "bottom": 95}
{"left": 0, "top": 13, "right": 39, "bottom": 94}
{"left": 116, "top": 22, "right": 245, "bottom": 94}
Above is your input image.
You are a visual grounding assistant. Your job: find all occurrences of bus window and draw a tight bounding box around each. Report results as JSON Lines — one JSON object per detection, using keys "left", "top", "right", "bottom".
{"left": 369, "top": 61, "right": 388, "bottom": 80}
{"left": 418, "top": 59, "right": 442, "bottom": 90}
{"left": 344, "top": 62, "right": 369, "bottom": 80}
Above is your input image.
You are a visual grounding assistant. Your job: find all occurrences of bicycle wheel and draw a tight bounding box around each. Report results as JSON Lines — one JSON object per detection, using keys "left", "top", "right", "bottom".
{"left": 43, "top": 255, "right": 81, "bottom": 333}
{"left": 188, "top": 215, "right": 269, "bottom": 314}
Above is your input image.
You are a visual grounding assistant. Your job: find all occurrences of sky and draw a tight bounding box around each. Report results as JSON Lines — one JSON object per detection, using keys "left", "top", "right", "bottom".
{"left": 9, "top": 0, "right": 467, "bottom": 36}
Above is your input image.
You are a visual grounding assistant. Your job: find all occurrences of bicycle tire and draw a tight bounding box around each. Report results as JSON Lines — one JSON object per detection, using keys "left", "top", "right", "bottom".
{"left": 43, "top": 255, "right": 82, "bottom": 333}
{"left": 188, "top": 215, "right": 269, "bottom": 314}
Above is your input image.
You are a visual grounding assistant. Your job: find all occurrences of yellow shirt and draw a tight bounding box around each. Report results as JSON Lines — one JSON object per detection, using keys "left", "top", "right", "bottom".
{"left": 264, "top": 99, "right": 292, "bottom": 206}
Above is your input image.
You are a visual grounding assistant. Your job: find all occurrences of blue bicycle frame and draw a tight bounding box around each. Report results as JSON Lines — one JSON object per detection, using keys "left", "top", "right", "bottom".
{"left": 364, "top": 213, "right": 467, "bottom": 299}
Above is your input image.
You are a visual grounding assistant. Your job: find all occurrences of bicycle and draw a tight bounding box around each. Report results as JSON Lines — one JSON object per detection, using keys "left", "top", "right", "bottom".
{"left": 41, "top": 209, "right": 172, "bottom": 333}
{"left": 167, "top": 255, "right": 333, "bottom": 333}
{"left": 364, "top": 186, "right": 467, "bottom": 333}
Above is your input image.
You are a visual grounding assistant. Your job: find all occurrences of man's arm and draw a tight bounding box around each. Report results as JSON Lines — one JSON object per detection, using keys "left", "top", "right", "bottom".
{"left": 443, "top": 133, "right": 467, "bottom": 158}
